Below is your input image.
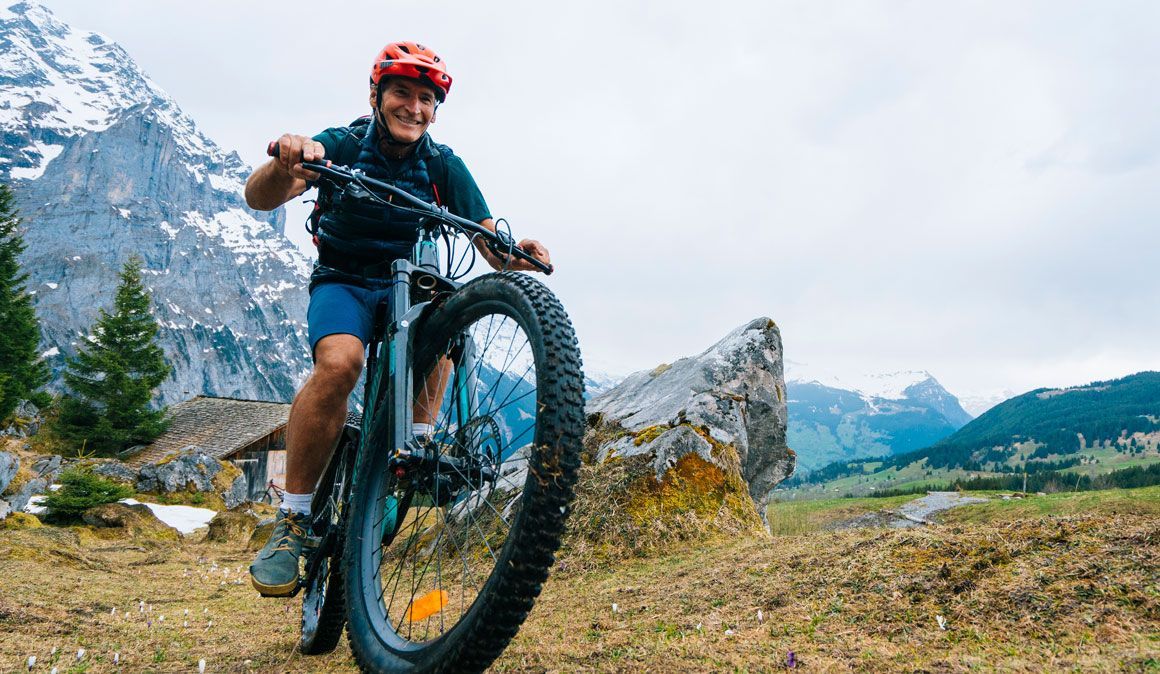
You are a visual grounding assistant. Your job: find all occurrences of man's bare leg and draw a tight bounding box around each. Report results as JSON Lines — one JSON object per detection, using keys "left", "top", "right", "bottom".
{"left": 285, "top": 334, "right": 365, "bottom": 494}
{"left": 413, "top": 357, "right": 453, "bottom": 428}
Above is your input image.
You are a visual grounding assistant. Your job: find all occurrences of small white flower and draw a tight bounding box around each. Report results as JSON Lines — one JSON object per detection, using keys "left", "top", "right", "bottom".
{"left": 113, "top": 653, "right": 119, "bottom": 665}
{"left": 138, "top": 600, "right": 144, "bottom": 613}
{"left": 26, "top": 655, "right": 35, "bottom": 670}
{"left": 50, "top": 668, "right": 58, "bottom": 674}
{"left": 110, "top": 607, "right": 116, "bottom": 616}
{"left": 696, "top": 622, "right": 702, "bottom": 631}
{"left": 757, "top": 609, "right": 764, "bottom": 624}
{"left": 611, "top": 603, "right": 619, "bottom": 613}
{"left": 936, "top": 615, "right": 947, "bottom": 630}
{"left": 724, "top": 628, "right": 734, "bottom": 636}
{"left": 184, "top": 620, "right": 189, "bottom": 628}
{"left": 198, "top": 658, "right": 206, "bottom": 673}
{"left": 76, "top": 648, "right": 85, "bottom": 661}
{"left": 159, "top": 615, "right": 165, "bottom": 622}
{"left": 207, "top": 620, "right": 213, "bottom": 628}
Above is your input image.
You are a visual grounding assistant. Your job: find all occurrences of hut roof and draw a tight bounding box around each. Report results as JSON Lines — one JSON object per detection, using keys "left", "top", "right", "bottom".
{"left": 126, "top": 396, "right": 291, "bottom": 468}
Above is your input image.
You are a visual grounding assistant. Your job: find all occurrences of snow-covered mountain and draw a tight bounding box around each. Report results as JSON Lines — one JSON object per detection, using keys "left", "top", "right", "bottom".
{"left": 957, "top": 389, "right": 1017, "bottom": 417}
{"left": 784, "top": 362, "right": 973, "bottom": 472}
{"left": 1, "top": 1, "right": 312, "bottom": 404}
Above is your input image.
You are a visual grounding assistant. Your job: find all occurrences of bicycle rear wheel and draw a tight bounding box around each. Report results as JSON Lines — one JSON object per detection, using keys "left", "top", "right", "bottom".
{"left": 343, "top": 272, "right": 584, "bottom": 673}
{"left": 299, "top": 418, "right": 358, "bottom": 654}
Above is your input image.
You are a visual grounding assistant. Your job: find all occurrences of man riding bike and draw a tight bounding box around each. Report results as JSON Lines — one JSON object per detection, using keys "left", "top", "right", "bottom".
{"left": 243, "top": 41, "right": 553, "bottom": 596}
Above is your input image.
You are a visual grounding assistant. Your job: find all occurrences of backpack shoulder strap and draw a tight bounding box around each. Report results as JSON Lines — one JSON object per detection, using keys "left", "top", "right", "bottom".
{"left": 334, "top": 116, "right": 372, "bottom": 165}
{"left": 426, "top": 146, "right": 450, "bottom": 208}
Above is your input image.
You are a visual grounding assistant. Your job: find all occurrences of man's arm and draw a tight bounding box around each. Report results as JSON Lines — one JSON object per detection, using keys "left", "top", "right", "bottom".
{"left": 244, "top": 134, "right": 326, "bottom": 211}
{"left": 472, "top": 218, "right": 552, "bottom": 273}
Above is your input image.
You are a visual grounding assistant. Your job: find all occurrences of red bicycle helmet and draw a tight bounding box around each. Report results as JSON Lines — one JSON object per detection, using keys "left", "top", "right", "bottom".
{"left": 370, "top": 42, "right": 452, "bottom": 101}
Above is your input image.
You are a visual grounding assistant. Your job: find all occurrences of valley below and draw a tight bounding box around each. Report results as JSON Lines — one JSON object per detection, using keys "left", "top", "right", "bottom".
{"left": 1, "top": 487, "right": 1156, "bottom": 672}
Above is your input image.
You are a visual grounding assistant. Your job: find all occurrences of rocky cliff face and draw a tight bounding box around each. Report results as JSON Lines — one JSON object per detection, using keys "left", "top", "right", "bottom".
{"left": 583, "top": 318, "right": 795, "bottom": 527}
{"left": 0, "top": 2, "right": 311, "bottom": 405}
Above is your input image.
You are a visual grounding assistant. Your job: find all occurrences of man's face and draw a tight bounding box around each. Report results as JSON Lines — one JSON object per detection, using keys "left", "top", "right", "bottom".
{"left": 372, "top": 78, "right": 438, "bottom": 144}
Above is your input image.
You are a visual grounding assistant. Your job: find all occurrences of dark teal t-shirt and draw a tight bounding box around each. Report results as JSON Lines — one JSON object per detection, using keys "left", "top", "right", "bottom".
{"left": 311, "top": 125, "right": 492, "bottom": 225}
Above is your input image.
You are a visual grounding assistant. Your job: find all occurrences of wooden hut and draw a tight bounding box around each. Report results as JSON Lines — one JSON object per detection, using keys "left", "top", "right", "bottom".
{"left": 126, "top": 396, "right": 291, "bottom": 501}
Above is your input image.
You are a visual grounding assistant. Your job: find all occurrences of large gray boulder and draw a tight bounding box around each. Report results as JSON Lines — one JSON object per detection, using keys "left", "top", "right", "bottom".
{"left": 136, "top": 450, "right": 222, "bottom": 493}
{"left": 586, "top": 317, "right": 796, "bottom": 509}
{"left": 1, "top": 401, "right": 41, "bottom": 438}
{"left": 32, "top": 455, "right": 62, "bottom": 482}
{"left": 8, "top": 477, "right": 48, "bottom": 512}
{"left": 0, "top": 452, "right": 18, "bottom": 493}
{"left": 92, "top": 460, "right": 138, "bottom": 484}
{"left": 221, "top": 473, "right": 249, "bottom": 509}
{"left": 136, "top": 449, "right": 250, "bottom": 508}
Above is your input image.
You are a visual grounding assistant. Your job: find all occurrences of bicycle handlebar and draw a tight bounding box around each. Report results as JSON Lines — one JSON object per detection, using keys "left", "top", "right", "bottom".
{"left": 267, "top": 142, "right": 552, "bottom": 274}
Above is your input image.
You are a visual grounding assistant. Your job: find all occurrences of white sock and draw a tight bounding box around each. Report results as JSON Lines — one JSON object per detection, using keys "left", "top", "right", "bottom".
{"left": 280, "top": 491, "right": 313, "bottom": 516}
{"left": 413, "top": 423, "right": 433, "bottom": 437}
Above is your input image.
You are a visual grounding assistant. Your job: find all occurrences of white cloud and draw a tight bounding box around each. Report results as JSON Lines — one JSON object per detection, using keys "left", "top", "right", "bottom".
{"left": 38, "top": 0, "right": 1160, "bottom": 395}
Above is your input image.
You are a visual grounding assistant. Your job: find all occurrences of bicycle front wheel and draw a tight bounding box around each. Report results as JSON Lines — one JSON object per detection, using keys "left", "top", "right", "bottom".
{"left": 343, "top": 272, "right": 585, "bottom": 673}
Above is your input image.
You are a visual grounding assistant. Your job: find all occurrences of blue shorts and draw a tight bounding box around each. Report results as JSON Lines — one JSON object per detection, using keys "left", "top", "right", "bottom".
{"left": 306, "top": 281, "right": 394, "bottom": 359}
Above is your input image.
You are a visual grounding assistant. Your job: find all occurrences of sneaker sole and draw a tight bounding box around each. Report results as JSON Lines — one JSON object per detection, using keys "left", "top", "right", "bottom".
{"left": 250, "top": 575, "right": 299, "bottom": 597}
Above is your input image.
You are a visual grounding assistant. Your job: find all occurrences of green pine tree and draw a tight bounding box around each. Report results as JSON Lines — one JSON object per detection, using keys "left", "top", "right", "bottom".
{"left": 56, "top": 255, "right": 172, "bottom": 455}
{"left": 0, "top": 182, "right": 49, "bottom": 422}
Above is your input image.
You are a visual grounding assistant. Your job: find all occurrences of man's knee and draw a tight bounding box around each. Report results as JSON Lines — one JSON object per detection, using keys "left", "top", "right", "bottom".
{"left": 312, "top": 334, "right": 365, "bottom": 394}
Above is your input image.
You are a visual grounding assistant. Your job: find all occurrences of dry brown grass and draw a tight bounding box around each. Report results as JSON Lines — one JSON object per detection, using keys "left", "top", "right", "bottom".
{"left": 0, "top": 504, "right": 1156, "bottom": 672}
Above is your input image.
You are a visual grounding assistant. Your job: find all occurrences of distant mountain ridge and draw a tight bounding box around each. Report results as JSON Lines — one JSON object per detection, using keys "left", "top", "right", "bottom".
{"left": 785, "top": 366, "right": 973, "bottom": 472}
{"left": 793, "top": 371, "right": 1160, "bottom": 492}
{"left": 1, "top": 2, "right": 312, "bottom": 404}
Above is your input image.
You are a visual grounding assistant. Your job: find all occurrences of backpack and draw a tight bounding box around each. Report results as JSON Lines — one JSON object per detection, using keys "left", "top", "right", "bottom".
{"left": 307, "top": 116, "right": 449, "bottom": 241}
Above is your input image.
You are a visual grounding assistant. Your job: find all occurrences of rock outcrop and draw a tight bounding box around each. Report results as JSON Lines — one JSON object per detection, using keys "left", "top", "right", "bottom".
{"left": 1, "top": 452, "right": 61, "bottom": 514}
{"left": 136, "top": 449, "right": 248, "bottom": 508}
{"left": 586, "top": 317, "right": 795, "bottom": 507}
{"left": 81, "top": 502, "right": 179, "bottom": 541}
{"left": 0, "top": 451, "right": 17, "bottom": 493}
{"left": 569, "top": 318, "right": 795, "bottom": 559}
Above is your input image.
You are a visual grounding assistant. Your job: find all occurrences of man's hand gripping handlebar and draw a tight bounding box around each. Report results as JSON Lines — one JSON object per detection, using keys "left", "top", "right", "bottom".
{"left": 267, "top": 141, "right": 553, "bottom": 275}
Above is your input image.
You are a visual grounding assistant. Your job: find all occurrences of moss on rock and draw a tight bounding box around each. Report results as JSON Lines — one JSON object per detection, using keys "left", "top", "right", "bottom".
{"left": 205, "top": 511, "right": 259, "bottom": 544}
{"left": 0, "top": 512, "right": 42, "bottom": 530}
{"left": 81, "top": 502, "right": 180, "bottom": 542}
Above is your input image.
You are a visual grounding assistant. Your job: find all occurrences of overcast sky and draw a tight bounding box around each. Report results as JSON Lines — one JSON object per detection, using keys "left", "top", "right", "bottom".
{"left": 41, "top": 0, "right": 1160, "bottom": 399}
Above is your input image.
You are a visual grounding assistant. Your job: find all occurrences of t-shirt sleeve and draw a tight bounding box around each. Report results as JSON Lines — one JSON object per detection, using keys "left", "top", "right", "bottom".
{"left": 443, "top": 152, "right": 492, "bottom": 224}
{"left": 312, "top": 127, "right": 349, "bottom": 162}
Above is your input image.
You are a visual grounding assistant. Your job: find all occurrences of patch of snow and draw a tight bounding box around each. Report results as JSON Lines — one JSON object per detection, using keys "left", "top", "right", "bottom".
{"left": 181, "top": 208, "right": 311, "bottom": 280}
{"left": 44, "top": 281, "right": 58, "bottom": 289}
{"left": 120, "top": 498, "right": 216, "bottom": 535}
{"left": 958, "top": 389, "right": 1017, "bottom": 417}
{"left": 24, "top": 495, "right": 47, "bottom": 514}
{"left": 8, "top": 142, "right": 63, "bottom": 180}
{"left": 71, "top": 255, "right": 81, "bottom": 261}
{"left": 117, "top": 207, "right": 131, "bottom": 218}
{"left": 208, "top": 172, "right": 245, "bottom": 193}
{"left": 40, "top": 346, "right": 60, "bottom": 358}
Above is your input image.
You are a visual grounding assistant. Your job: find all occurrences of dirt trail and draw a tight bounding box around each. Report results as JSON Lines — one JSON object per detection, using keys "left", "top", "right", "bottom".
{"left": 890, "top": 491, "right": 988, "bottom": 527}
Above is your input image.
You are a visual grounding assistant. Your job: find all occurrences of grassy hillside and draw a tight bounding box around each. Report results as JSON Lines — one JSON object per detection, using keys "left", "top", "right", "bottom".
{"left": 1, "top": 487, "right": 1157, "bottom": 672}
{"left": 788, "top": 371, "right": 1160, "bottom": 497}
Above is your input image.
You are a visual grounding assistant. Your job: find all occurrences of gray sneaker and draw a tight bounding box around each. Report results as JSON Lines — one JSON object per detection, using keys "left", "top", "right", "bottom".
{"left": 250, "top": 509, "right": 314, "bottom": 597}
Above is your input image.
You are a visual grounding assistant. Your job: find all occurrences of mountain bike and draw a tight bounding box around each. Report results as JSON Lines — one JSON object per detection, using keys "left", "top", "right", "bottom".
{"left": 271, "top": 147, "right": 586, "bottom": 672}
